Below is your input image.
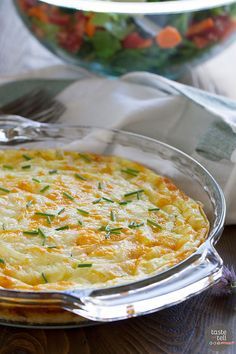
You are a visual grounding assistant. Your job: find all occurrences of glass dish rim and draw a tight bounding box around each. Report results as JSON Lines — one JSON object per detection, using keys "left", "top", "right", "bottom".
{"left": 38, "top": 0, "right": 236, "bottom": 15}
{"left": 0, "top": 121, "right": 226, "bottom": 300}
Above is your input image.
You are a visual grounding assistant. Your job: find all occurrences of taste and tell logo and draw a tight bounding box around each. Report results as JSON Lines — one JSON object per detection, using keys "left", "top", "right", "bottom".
{"left": 206, "top": 323, "right": 235, "bottom": 352}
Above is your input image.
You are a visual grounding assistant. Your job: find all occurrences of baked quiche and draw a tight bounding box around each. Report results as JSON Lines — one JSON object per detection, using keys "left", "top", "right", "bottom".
{"left": 0, "top": 150, "right": 209, "bottom": 291}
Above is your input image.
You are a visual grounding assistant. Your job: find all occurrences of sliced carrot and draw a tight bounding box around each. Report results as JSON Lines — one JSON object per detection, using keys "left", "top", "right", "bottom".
{"left": 156, "top": 26, "right": 182, "bottom": 49}
{"left": 187, "top": 18, "right": 214, "bottom": 37}
{"left": 85, "top": 21, "right": 96, "bottom": 38}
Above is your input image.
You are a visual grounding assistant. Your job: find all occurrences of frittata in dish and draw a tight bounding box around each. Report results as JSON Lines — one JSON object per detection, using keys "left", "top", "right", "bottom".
{"left": 0, "top": 150, "right": 209, "bottom": 290}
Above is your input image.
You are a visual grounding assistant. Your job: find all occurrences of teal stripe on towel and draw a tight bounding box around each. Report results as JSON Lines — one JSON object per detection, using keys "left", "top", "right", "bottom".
{"left": 196, "top": 120, "right": 236, "bottom": 161}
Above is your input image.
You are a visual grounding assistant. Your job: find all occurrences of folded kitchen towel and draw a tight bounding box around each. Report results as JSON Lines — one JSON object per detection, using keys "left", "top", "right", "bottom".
{"left": 1, "top": 65, "right": 236, "bottom": 224}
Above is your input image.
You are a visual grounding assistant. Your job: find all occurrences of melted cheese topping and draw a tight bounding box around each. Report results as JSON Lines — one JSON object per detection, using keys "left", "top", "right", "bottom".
{"left": 0, "top": 150, "right": 209, "bottom": 291}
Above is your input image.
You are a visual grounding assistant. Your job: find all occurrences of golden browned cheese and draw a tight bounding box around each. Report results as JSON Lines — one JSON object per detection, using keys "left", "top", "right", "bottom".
{"left": 0, "top": 150, "right": 209, "bottom": 291}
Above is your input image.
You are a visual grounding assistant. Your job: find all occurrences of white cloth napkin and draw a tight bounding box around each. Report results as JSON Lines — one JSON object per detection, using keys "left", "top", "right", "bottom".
{"left": 1, "top": 65, "right": 236, "bottom": 224}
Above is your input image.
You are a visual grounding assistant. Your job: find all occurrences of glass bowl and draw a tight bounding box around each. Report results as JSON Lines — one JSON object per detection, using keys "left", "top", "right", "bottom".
{"left": 14, "top": 0, "right": 236, "bottom": 78}
{"left": 0, "top": 116, "right": 225, "bottom": 328}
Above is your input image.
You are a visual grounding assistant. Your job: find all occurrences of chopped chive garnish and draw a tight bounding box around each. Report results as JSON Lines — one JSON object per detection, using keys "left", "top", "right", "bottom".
{"left": 2, "top": 224, "right": 5, "bottom": 230}
{"left": 0, "top": 187, "right": 11, "bottom": 193}
{"left": 41, "top": 272, "right": 48, "bottom": 283}
{"left": 102, "top": 197, "right": 114, "bottom": 203}
{"left": 121, "top": 168, "right": 139, "bottom": 177}
{"left": 46, "top": 216, "right": 51, "bottom": 225}
{"left": 22, "top": 154, "right": 32, "bottom": 161}
{"left": 3, "top": 165, "right": 13, "bottom": 170}
{"left": 99, "top": 225, "right": 122, "bottom": 231}
{"left": 148, "top": 208, "right": 160, "bottom": 212}
{"left": 78, "top": 263, "right": 92, "bottom": 268}
{"left": 63, "top": 192, "right": 74, "bottom": 201}
{"left": 49, "top": 169, "right": 57, "bottom": 175}
{"left": 99, "top": 225, "right": 123, "bottom": 238}
{"left": 38, "top": 228, "right": 47, "bottom": 245}
{"left": 119, "top": 200, "right": 132, "bottom": 205}
{"left": 77, "top": 208, "right": 89, "bottom": 216}
{"left": 26, "top": 200, "right": 33, "bottom": 208}
{"left": 32, "top": 178, "right": 40, "bottom": 183}
{"left": 78, "top": 220, "right": 83, "bottom": 226}
{"left": 38, "top": 227, "right": 46, "bottom": 237}
{"left": 128, "top": 221, "right": 144, "bottom": 228}
{"left": 40, "top": 185, "right": 50, "bottom": 193}
{"left": 124, "top": 189, "right": 144, "bottom": 198}
{"left": 93, "top": 197, "right": 114, "bottom": 204}
{"left": 147, "top": 219, "right": 162, "bottom": 229}
{"left": 79, "top": 153, "right": 91, "bottom": 162}
{"left": 56, "top": 225, "right": 69, "bottom": 231}
{"left": 110, "top": 210, "right": 115, "bottom": 222}
{"left": 92, "top": 198, "right": 102, "bottom": 204}
{"left": 0, "top": 258, "right": 5, "bottom": 264}
{"left": 23, "top": 230, "right": 39, "bottom": 235}
{"left": 47, "top": 246, "right": 57, "bottom": 249}
{"left": 35, "top": 212, "right": 55, "bottom": 218}
{"left": 107, "top": 230, "right": 121, "bottom": 238}
{"left": 104, "top": 228, "right": 122, "bottom": 238}
{"left": 22, "top": 165, "right": 31, "bottom": 169}
{"left": 57, "top": 207, "right": 65, "bottom": 215}
{"left": 98, "top": 182, "right": 102, "bottom": 190}
{"left": 75, "top": 173, "right": 86, "bottom": 181}
{"left": 110, "top": 227, "right": 123, "bottom": 232}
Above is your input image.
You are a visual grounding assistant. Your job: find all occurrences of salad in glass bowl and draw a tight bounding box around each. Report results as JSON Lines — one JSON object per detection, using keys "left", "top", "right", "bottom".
{"left": 15, "top": 0, "right": 236, "bottom": 77}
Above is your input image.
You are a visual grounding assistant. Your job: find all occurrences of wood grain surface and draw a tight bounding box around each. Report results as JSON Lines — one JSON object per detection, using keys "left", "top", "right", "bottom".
{"left": 0, "top": 226, "right": 235, "bottom": 354}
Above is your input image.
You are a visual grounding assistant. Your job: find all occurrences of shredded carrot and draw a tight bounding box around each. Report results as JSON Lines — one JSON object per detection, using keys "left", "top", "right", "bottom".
{"left": 187, "top": 18, "right": 214, "bottom": 37}
{"left": 156, "top": 26, "right": 182, "bottom": 49}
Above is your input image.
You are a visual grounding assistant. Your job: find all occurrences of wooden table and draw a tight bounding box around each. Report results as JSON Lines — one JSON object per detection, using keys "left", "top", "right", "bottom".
{"left": 0, "top": 226, "right": 235, "bottom": 354}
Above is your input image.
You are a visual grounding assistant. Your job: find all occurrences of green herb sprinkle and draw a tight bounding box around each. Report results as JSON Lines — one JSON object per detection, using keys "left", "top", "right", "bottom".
{"left": 49, "top": 169, "right": 58, "bottom": 175}
{"left": 22, "top": 154, "right": 32, "bottom": 161}
{"left": 78, "top": 263, "right": 92, "bottom": 268}
{"left": 63, "top": 192, "right": 74, "bottom": 201}
{"left": 75, "top": 173, "right": 87, "bottom": 181}
{"left": 40, "top": 185, "right": 50, "bottom": 193}
{"left": 3, "top": 165, "right": 13, "bottom": 170}
{"left": 0, "top": 187, "right": 11, "bottom": 193}
{"left": 147, "top": 219, "right": 162, "bottom": 229}
{"left": 77, "top": 208, "right": 89, "bottom": 216}
{"left": 41, "top": 272, "right": 48, "bottom": 283}
{"left": 55, "top": 225, "right": 69, "bottom": 231}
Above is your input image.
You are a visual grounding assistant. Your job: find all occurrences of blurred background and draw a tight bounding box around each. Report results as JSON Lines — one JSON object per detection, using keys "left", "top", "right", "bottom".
{"left": 0, "top": 0, "right": 61, "bottom": 74}
{"left": 1, "top": 0, "right": 236, "bottom": 98}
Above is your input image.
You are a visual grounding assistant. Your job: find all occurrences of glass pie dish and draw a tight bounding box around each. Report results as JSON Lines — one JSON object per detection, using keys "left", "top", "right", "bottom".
{"left": 0, "top": 116, "right": 225, "bottom": 328}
